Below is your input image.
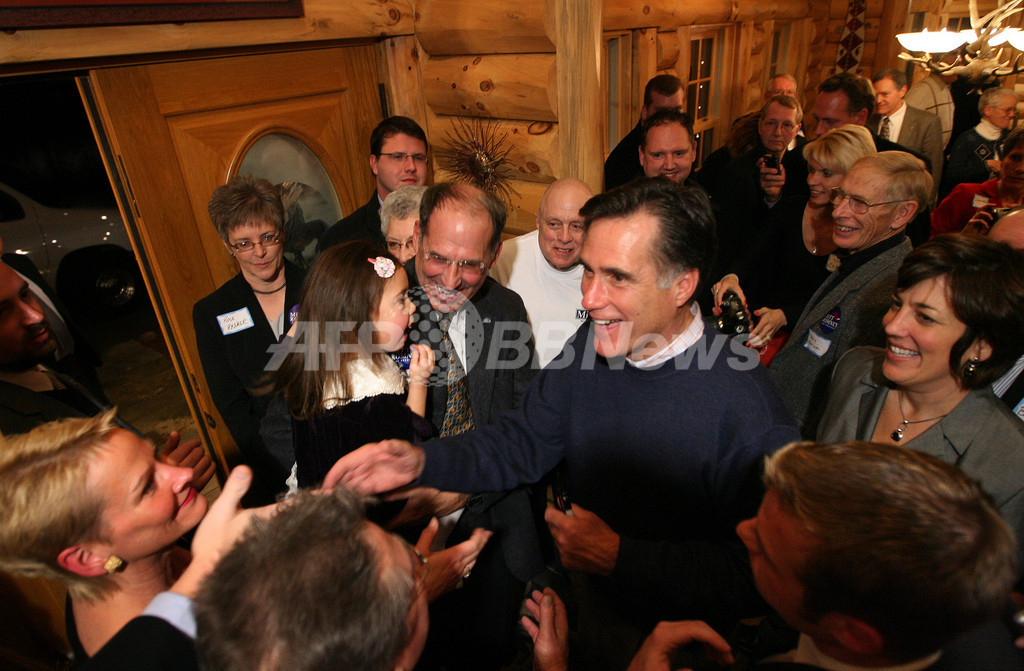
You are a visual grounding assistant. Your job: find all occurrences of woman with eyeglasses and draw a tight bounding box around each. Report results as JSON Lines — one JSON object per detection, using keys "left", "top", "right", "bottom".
{"left": 711, "top": 125, "right": 877, "bottom": 350}
{"left": 817, "top": 234, "right": 1024, "bottom": 560}
{"left": 192, "top": 174, "right": 304, "bottom": 502}
{"left": 932, "top": 127, "right": 1024, "bottom": 237}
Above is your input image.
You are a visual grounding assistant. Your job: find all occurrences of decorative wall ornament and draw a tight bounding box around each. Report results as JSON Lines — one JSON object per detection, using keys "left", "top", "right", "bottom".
{"left": 436, "top": 117, "right": 519, "bottom": 211}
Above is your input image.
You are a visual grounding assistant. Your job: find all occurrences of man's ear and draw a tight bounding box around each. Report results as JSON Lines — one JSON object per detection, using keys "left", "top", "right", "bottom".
{"left": 673, "top": 268, "right": 700, "bottom": 307}
{"left": 57, "top": 545, "right": 110, "bottom": 578}
{"left": 369, "top": 154, "right": 380, "bottom": 177}
{"left": 638, "top": 144, "right": 647, "bottom": 171}
{"left": 889, "top": 200, "right": 919, "bottom": 231}
{"left": 818, "top": 612, "right": 886, "bottom": 658}
{"left": 488, "top": 241, "right": 503, "bottom": 269}
{"left": 853, "top": 109, "right": 870, "bottom": 126}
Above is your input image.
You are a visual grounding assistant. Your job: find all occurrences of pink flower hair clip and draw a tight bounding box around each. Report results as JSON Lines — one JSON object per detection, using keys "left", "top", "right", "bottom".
{"left": 368, "top": 256, "right": 396, "bottom": 279}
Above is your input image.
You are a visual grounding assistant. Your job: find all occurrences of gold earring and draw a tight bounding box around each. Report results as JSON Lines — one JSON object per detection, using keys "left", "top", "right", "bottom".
{"left": 103, "top": 555, "right": 124, "bottom": 574}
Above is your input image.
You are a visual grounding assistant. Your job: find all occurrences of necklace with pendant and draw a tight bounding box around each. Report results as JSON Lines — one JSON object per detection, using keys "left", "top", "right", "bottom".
{"left": 891, "top": 389, "right": 949, "bottom": 441}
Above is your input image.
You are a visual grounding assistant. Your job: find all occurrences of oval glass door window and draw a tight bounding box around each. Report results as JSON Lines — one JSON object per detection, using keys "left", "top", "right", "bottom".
{"left": 238, "top": 133, "right": 342, "bottom": 269}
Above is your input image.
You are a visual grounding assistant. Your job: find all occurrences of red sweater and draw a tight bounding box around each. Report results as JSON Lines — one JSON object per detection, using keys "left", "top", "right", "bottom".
{"left": 931, "top": 178, "right": 1002, "bottom": 237}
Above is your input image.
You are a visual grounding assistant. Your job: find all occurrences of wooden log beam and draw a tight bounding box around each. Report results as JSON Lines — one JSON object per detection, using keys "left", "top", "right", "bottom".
{"left": 603, "top": 0, "right": 811, "bottom": 31}
{"left": 422, "top": 53, "right": 558, "bottom": 121}
{"left": 658, "top": 32, "right": 680, "bottom": 70}
{"left": 415, "top": 0, "right": 554, "bottom": 55}
{"left": 553, "top": 0, "right": 603, "bottom": 191}
{"left": 381, "top": 35, "right": 429, "bottom": 128}
{"left": 875, "top": 0, "right": 912, "bottom": 71}
{"left": 1, "top": 0, "right": 411, "bottom": 69}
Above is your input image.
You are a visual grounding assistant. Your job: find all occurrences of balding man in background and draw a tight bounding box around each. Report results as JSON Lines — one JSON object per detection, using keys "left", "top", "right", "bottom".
{"left": 490, "top": 178, "right": 594, "bottom": 367}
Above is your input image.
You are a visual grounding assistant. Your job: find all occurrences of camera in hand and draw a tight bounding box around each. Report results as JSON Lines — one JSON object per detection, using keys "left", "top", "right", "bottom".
{"left": 715, "top": 290, "right": 751, "bottom": 335}
{"left": 762, "top": 152, "right": 780, "bottom": 172}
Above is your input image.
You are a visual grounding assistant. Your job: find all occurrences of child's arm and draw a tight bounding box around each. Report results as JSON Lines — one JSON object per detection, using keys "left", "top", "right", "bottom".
{"left": 405, "top": 343, "right": 435, "bottom": 418}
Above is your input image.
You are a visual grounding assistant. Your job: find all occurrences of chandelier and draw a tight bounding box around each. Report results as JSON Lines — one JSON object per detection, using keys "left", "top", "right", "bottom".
{"left": 897, "top": 0, "right": 1024, "bottom": 86}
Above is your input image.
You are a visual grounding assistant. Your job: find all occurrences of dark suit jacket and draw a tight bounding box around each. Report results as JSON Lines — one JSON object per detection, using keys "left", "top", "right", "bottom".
{"left": 405, "top": 260, "right": 542, "bottom": 669}
{"left": 316, "top": 193, "right": 385, "bottom": 253}
{"left": 192, "top": 261, "right": 303, "bottom": 494}
{"left": 77, "top": 616, "right": 198, "bottom": 671}
{"left": 0, "top": 379, "right": 87, "bottom": 434}
{"left": 604, "top": 122, "right": 644, "bottom": 191}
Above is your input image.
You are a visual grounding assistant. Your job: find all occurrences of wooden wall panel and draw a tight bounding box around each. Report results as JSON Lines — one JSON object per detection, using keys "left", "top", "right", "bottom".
{"left": 554, "top": 0, "right": 603, "bottom": 190}
{"left": 381, "top": 35, "right": 429, "bottom": 128}
{"left": 604, "top": 0, "right": 811, "bottom": 31}
{"left": 1, "top": 0, "right": 411, "bottom": 71}
{"left": 658, "top": 32, "right": 680, "bottom": 71}
{"left": 631, "top": 29, "right": 658, "bottom": 121}
{"left": 416, "top": 0, "right": 554, "bottom": 55}
{"left": 422, "top": 54, "right": 558, "bottom": 121}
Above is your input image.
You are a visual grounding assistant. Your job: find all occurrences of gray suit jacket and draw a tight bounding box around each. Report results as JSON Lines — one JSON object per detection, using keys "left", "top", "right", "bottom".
{"left": 770, "top": 238, "right": 912, "bottom": 436}
{"left": 874, "top": 105, "right": 944, "bottom": 197}
{"left": 818, "top": 347, "right": 1024, "bottom": 564}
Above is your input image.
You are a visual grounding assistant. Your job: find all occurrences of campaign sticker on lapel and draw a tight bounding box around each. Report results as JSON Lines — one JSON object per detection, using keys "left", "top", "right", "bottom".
{"left": 820, "top": 308, "right": 841, "bottom": 334}
{"left": 288, "top": 303, "right": 300, "bottom": 328}
{"left": 804, "top": 330, "right": 832, "bottom": 358}
{"left": 216, "top": 307, "right": 255, "bottom": 336}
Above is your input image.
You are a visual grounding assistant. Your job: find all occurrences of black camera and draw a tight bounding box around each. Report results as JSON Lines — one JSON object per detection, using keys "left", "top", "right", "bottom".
{"left": 762, "top": 152, "right": 780, "bottom": 172}
{"left": 715, "top": 290, "right": 751, "bottom": 335}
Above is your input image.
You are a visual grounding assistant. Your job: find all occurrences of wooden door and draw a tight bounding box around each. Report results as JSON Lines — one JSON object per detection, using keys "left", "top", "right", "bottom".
{"left": 82, "top": 46, "right": 383, "bottom": 471}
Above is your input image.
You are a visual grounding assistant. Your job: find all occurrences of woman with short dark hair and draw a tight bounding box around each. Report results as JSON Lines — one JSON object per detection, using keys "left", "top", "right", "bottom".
{"left": 818, "top": 234, "right": 1024, "bottom": 561}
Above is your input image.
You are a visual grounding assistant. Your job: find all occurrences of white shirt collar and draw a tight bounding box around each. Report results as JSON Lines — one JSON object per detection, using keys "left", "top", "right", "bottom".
{"left": 629, "top": 303, "right": 704, "bottom": 369}
{"left": 786, "top": 634, "right": 940, "bottom": 671}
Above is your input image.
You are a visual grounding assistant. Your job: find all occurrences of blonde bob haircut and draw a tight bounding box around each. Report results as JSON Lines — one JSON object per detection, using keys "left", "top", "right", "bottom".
{"left": 802, "top": 125, "right": 876, "bottom": 176}
{"left": 0, "top": 410, "right": 120, "bottom": 601}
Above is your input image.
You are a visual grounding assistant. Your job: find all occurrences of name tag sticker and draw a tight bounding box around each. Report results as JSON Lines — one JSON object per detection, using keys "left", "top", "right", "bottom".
{"left": 804, "top": 330, "right": 832, "bottom": 358}
{"left": 971, "top": 193, "right": 992, "bottom": 208}
{"left": 216, "top": 307, "right": 255, "bottom": 336}
{"left": 1014, "top": 399, "right": 1024, "bottom": 421}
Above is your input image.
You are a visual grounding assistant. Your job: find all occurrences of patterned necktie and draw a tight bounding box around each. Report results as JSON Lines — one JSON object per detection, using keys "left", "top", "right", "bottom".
{"left": 439, "top": 317, "right": 475, "bottom": 437}
{"left": 880, "top": 116, "right": 891, "bottom": 140}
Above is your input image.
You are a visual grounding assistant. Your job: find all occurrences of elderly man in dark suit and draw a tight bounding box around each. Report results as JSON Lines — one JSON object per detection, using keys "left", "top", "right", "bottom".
{"left": 770, "top": 151, "right": 933, "bottom": 437}
{"left": 317, "top": 115, "right": 429, "bottom": 252}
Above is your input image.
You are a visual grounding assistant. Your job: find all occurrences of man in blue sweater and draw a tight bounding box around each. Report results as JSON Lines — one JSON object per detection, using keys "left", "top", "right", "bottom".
{"left": 327, "top": 179, "right": 799, "bottom": 670}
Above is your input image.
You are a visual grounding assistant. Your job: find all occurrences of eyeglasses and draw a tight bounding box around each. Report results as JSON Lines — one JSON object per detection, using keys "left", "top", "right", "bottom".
{"left": 423, "top": 250, "right": 489, "bottom": 280}
{"left": 387, "top": 238, "right": 416, "bottom": 254}
{"left": 378, "top": 152, "right": 428, "bottom": 164}
{"left": 828, "top": 187, "right": 907, "bottom": 215}
{"left": 228, "top": 231, "right": 282, "bottom": 254}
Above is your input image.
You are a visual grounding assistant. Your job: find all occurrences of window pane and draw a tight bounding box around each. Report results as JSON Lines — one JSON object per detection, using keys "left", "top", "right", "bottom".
{"left": 697, "top": 83, "right": 710, "bottom": 119}
{"left": 237, "top": 133, "right": 342, "bottom": 269}
{"left": 700, "top": 38, "right": 713, "bottom": 78}
{"left": 686, "top": 84, "right": 698, "bottom": 118}
{"left": 690, "top": 40, "right": 700, "bottom": 80}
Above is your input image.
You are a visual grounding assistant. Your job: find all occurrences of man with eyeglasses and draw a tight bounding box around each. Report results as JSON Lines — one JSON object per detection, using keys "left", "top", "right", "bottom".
{"left": 943, "top": 88, "right": 1019, "bottom": 197}
{"left": 709, "top": 95, "right": 807, "bottom": 282}
{"left": 405, "top": 181, "right": 542, "bottom": 670}
{"left": 770, "top": 151, "right": 932, "bottom": 437}
{"left": 317, "top": 115, "right": 429, "bottom": 253}
{"left": 490, "top": 178, "right": 594, "bottom": 367}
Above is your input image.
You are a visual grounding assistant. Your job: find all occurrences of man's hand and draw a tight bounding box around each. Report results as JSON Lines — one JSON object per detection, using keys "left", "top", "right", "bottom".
{"left": 322, "top": 439, "right": 425, "bottom": 493}
{"left": 162, "top": 431, "right": 215, "bottom": 490}
{"left": 626, "top": 621, "right": 733, "bottom": 671}
{"left": 522, "top": 588, "right": 569, "bottom": 671}
{"left": 757, "top": 157, "right": 786, "bottom": 202}
{"left": 415, "top": 517, "right": 492, "bottom": 602}
{"left": 544, "top": 503, "right": 619, "bottom": 576}
{"left": 170, "top": 466, "right": 278, "bottom": 598}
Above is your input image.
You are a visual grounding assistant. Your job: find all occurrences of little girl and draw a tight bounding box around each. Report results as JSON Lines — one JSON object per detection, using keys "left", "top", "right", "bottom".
{"left": 271, "top": 240, "right": 435, "bottom": 488}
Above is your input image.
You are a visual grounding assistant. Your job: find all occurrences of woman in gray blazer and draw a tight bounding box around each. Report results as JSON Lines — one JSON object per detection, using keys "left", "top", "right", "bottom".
{"left": 818, "top": 234, "right": 1024, "bottom": 561}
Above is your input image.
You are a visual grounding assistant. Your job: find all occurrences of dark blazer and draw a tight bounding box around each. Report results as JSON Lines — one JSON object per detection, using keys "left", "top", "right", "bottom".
{"left": 818, "top": 347, "right": 1024, "bottom": 565}
{"left": 0, "top": 379, "right": 86, "bottom": 434}
{"left": 872, "top": 105, "right": 945, "bottom": 181}
{"left": 405, "top": 259, "right": 542, "bottom": 670}
{"left": 192, "top": 260, "right": 303, "bottom": 494}
{"left": 603, "top": 122, "right": 644, "bottom": 191}
{"left": 316, "top": 193, "right": 385, "bottom": 253}
{"left": 769, "top": 238, "right": 912, "bottom": 436}
{"left": 77, "top": 616, "right": 198, "bottom": 671}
